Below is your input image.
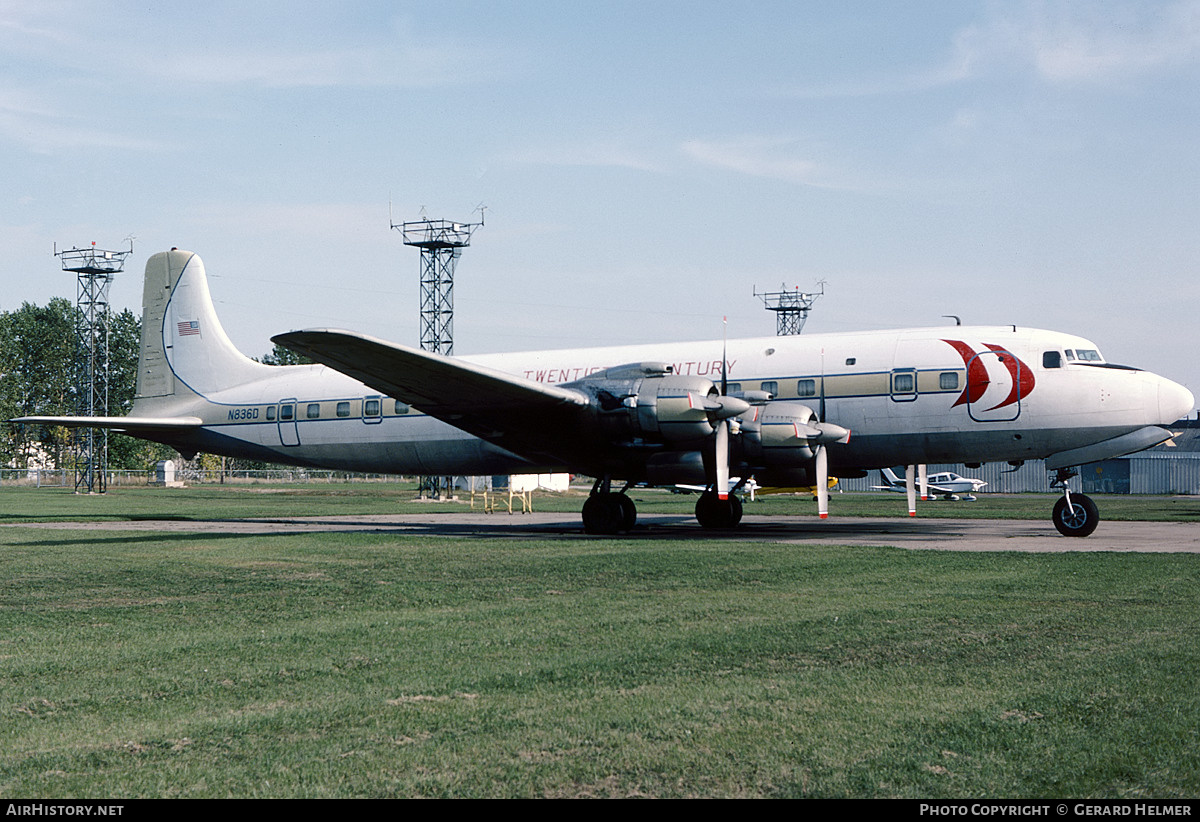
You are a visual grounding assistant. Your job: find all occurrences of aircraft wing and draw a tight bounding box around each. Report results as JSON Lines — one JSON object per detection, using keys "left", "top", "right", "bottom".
{"left": 273, "top": 328, "right": 591, "bottom": 464}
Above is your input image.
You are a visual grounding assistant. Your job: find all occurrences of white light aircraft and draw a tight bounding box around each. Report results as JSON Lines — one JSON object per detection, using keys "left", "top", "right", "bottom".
{"left": 874, "top": 467, "right": 987, "bottom": 501}
{"left": 14, "top": 249, "right": 1194, "bottom": 538}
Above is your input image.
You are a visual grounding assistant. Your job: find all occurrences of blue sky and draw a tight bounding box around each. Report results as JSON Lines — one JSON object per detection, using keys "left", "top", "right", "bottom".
{"left": 3, "top": 1, "right": 1198, "bottom": 406}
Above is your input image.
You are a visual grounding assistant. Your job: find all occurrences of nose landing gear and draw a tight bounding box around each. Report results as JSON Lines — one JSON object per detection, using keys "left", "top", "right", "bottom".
{"left": 1050, "top": 468, "right": 1099, "bottom": 537}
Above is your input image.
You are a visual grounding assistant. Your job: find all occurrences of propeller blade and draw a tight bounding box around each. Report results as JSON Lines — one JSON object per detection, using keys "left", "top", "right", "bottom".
{"left": 715, "top": 419, "right": 730, "bottom": 500}
{"left": 816, "top": 444, "right": 829, "bottom": 519}
{"left": 918, "top": 464, "right": 929, "bottom": 501}
{"left": 721, "top": 316, "right": 728, "bottom": 396}
{"left": 905, "top": 464, "right": 917, "bottom": 517}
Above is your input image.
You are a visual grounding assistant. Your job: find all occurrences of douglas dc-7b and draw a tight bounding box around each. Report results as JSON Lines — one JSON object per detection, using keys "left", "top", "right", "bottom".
{"left": 15, "top": 249, "right": 1194, "bottom": 537}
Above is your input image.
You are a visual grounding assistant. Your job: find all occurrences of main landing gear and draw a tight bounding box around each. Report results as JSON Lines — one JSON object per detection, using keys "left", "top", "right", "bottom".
{"left": 581, "top": 479, "right": 745, "bottom": 534}
{"left": 1050, "top": 468, "right": 1099, "bottom": 537}
{"left": 695, "top": 490, "right": 743, "bottom": 529}
{"left": 581, "top": 478, "right": 637, "bottom": 535}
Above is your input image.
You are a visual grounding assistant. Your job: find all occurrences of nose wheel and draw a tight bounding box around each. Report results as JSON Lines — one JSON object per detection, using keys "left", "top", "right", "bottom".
{"left": 1050, "top": 468, "right": 1099, "bottom": 537}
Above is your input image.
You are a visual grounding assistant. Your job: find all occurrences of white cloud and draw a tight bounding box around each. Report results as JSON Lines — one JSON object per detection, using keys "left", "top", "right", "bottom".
{"left": 0, "top": 88, "right": 168, "bottom": 153}
{"left": 955, "top": 0, "right": 1200, "bottom": 84}
{"left": 681, "top": 137, "right": 838, "bottom": 188}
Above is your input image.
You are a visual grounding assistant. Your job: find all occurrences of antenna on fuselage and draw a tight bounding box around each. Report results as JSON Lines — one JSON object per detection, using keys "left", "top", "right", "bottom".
{"left": 943, "top": 315, "right": 962, "bottom": 326}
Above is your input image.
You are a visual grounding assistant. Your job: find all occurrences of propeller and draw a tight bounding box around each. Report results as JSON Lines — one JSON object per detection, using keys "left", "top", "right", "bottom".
{"left": 811, "top": 420, "right": 850, "bottom": 518}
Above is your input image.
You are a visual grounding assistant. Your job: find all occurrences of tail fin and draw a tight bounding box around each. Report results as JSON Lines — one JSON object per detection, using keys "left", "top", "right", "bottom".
{"left": 132, "top": 250, "right": 272, "bottom": 415}
{"left": 880, "top": 467, "right": 902, "bottom": 486}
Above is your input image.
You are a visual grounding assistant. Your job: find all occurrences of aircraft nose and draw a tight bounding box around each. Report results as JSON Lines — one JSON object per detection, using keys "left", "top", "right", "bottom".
{"left": 1159, "top": 377, "right": 1195, "bottom": 424}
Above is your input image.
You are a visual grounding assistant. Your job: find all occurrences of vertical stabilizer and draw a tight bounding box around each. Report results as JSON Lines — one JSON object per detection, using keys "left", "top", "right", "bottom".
{"left": 133, "top": 250, "right": 272, "bottom": 413}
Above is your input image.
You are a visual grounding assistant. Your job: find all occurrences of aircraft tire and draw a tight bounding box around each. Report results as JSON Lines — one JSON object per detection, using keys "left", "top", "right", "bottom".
{"left": 695, "top": 492, "right": 742, "bottom": 529}
{"left": 582, "top": 493, "right": 627, "bottom": 535}
{"left": 617, "top": 494, "right": 637, "bottom": 531}
{"left": 1052, "top": 494, "right": 1099, "bottom": 537}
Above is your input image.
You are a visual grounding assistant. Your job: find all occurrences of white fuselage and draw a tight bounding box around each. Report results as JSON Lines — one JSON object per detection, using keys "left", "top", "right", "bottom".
{"left": 153, "top": 323, "right": 1192, "bottom": 478}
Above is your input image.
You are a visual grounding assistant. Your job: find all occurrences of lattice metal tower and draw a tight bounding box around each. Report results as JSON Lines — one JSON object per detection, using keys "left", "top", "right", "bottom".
{"left": 754, "top": 282, "right": 825, "bottom": 335}
{"left": 56, "top": 240, "right": 134, "bottom": 493}
{"left": 394, "top": 216, "right": 483, "bottom": 356}
{"left": 393, "top": 213, "right": 483, "bottom": 498}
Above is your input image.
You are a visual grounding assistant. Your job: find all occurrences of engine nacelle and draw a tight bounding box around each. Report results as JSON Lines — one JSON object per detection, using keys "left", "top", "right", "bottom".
{"left": 569, "top": 364, "right": 746, "bottom": 446}
{"left": 635, "top": 375, "right": 725, "bottom": 442}
{"left": 741, "top": 401, "right": 820, "bottom": 465}
{"left": 739, "top": 401, "right": 849, "bottom": 468}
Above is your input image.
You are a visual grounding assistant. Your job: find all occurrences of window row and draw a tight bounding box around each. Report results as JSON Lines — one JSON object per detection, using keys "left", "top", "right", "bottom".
{"left": 270, "top": 399, "right": 410, "bottom": 422}
{"left": 728, "top": 372, "right": 962, "bottom": 399}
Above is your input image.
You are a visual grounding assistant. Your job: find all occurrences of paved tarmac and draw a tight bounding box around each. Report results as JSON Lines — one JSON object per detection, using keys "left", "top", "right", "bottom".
{"left": 7, "top": 512, "right": 1200, "bottom": 552}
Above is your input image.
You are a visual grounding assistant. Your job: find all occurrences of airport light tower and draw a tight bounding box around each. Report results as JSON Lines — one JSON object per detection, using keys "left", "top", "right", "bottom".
{"left": 56, "top": 240, "right": 134, "bottom": 494}
{"left": 393, "top": 212, "right": 483, "bottom": 498}
{"left": 394, "top": 215, "right": 483, "bottom": 356}
{"left": 754, "top": 282, "right": 825, "bottom": 335}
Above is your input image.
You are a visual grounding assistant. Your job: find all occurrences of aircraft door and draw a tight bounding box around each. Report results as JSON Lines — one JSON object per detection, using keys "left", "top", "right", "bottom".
{"left": 362, "top": 396, "right": 383, "bottom": 425}
{"left": 890, "top": 368, "right": 918, "bottom": 402}
{"left": 278, "top": 399, "right": 300, "bottom": 446}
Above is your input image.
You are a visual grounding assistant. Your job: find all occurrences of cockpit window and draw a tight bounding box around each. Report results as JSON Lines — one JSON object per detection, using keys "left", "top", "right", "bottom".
{"left": 1043, "top": 351, "right": 1063, "bottom": 368}
{"left": 1075, "top": 349, "right": 1103, "bottom": 362}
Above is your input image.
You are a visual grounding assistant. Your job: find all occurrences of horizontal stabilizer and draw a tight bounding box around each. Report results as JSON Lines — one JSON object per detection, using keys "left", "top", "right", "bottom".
{"left": 11, "top": 415, "right": 204, "bottom": 432}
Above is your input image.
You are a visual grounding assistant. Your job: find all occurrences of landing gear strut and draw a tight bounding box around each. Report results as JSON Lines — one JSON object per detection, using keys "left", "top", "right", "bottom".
{"left": 1050, "top": 468, "right": 1099, "bottom": 537}
{"left": 582, "top": 478, "right": 637, "bottom": 535}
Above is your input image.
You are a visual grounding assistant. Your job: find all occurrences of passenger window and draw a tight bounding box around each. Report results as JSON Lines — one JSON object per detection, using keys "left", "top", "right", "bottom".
{"left": 364, "top": 399, "right": 381, "bottom": 417}
{"left": 306, "top": 403, "right": 320, "bottom": 419}
{"left": 394, "top": 400, "right": 409, "bottom": 414}
{"left": 893, "top": 373, "right": 915, "bottom": 393}
{"left": 267, "top": 406, "right": 277, "bottom": 422}
{"left": 1043, "top": 351, "right": 1063, "bottom": 368}
{"left": 797, "top": 379, "right": 816, "bottom": 397}
{"left": 280, "top": 404, "right": 294, "bottom": 421}
{"left": 760, "top": 381, "right": 778, "bottom": 397}
{"left": 336, "top": 401, "right": 350, "bottom": 418}
{"left": 725, "top": 383, "right": 741, "bottom": 393}
{"left": 940, "top": 372, "right": 959, "bottom": 390}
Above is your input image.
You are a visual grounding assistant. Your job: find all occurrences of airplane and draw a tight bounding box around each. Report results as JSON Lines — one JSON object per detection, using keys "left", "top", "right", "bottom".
{"left": 873, "top": 467, "right": 987, "bottom": 501}
{"left": 12, "top": 249, "right": 1194, "bottom": 538}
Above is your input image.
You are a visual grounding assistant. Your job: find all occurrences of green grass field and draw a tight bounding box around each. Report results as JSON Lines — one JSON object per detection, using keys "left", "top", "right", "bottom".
{"left": 2, "top": 485, "right": 1199, "bottom": 797}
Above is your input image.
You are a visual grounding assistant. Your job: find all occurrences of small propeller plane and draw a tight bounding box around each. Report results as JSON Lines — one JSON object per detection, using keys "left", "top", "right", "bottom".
{"left": 874, "top": 466, "right": 987, "bottom": 501}
{"left": 13, "top": 249, "right": 1194, "bottom": 537}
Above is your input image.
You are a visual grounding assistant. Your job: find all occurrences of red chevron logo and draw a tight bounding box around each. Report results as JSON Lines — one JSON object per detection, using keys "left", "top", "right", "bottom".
{"left": 942, "top": 340, "right": 1035, "bottom": 411}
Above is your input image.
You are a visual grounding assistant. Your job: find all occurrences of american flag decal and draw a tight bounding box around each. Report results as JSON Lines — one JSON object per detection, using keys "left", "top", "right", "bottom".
{"left": 177, "top": 320, "right": 200, "bottom": 336}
